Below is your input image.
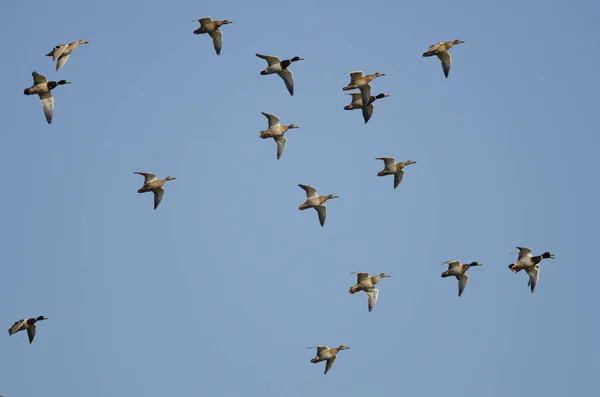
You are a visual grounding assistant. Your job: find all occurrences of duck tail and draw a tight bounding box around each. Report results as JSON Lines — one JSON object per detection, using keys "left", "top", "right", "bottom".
{"left": 23, "top": 88, "right": 32, "bottom": 95}
{"left": 441, "top": 271, "right": 450, "bottom": 278}
{"left": 423, "top": 51, "right": 434, "bottom": 57}
{"left": 349, "top": 285, "right": 360, "bottom": 294}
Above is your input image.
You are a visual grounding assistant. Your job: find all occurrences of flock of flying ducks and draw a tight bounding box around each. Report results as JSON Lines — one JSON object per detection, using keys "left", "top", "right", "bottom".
{"left": 14, "top": 17, "right": 555, "bottom": 376}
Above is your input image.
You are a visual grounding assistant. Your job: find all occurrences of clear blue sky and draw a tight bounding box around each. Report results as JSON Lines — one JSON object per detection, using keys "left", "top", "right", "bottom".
{"left": 1, "top": 0, "right": 598, "bottom": 396}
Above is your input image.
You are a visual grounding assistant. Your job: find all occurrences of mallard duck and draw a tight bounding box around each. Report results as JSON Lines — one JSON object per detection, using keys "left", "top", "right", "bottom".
{"left": 45, "top": 40, "right": 88, "bottom": 71}
{"left": 422, "top": 40, "right": 464, "bottom": 78}
{"left": 376, "top": 158, "right": 417, "bottom": 189}
{"left": 306, "top": 345, "right": 350, "bottom": 374}
{"left": 134, "top": 172, "right": 176, "bottom": 210}
{"left": 298, "top": 184, "right": 338, "bottom": 227}
{"left": 258, "top": 112, "right": 299, "bottom": 159}
{"left": 256, "top": 53, "right": 304, "bottom": 96}
{"left": 193, "top": 17, "right": 232, "bottom": 55}
{"left": 349, "top": 272, "right": 391, "bottom": 312}
{"left": 509, "top": 247, "right": 555, "bottom": 293}
{"left": 8, "top": 316, "right": 48, "bottom": 344}
{"left": 342, "top": 71, "right": 386, "bottom": 110}
{"left": 441, "top": 260, "right": 482, "bottom": 297}
{"left": 344, "top": 92, "right": 389, "bottom": 124}
{"left": 23, "top": 71, "right": 71, "bottom": 124}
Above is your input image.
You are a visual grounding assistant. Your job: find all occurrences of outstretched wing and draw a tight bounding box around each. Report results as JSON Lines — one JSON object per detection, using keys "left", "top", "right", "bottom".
{"left": 394, "top": 170, "right": 405, "bottom": 189}
{"left": 351, "top": 272, "right": 370, "bottom": 283}
{"left": 517, "top": 247, "right": 533, "bottom": 262}
{"left": 362, "top": 103, "right": 374, "bottom": 124}
{"left": 261, "top": 112, "right": 280, "bottom": 128}
{"left": 134, "top": 172, "right": 158, "bottom": 185}
{"left": 32, "top": 71, "right": 47, "bottom": 85}
{"left": 376, "top": 157, "right": 396, "bottom": 167}
{"left": 348, "top": 71, "right": 364, "bottom": 82}
{"left": 39, "top": 92, "right": 54, "bottom": 124}
{"left": 315, "top": 205, "right": 327, "bottom": 227}
{"left": 256, "top": 53, "right": 281, "bottom": 66}
{"left": 457, "top": 274, "right": 469, "bottom": 297}
{"left": 274, "top": 136, "right": 287, "bottom": 160}
{"left": 153, "top": 187, "right": 165, "bottom": 210}
{"left": 56, "top": 53, "right": 71, "bottom": 71}
{"left": 442, "top": 260, "right": 461, "bottom": 269}
{"left": 209, "top": 29, "right": 223, "bottom": 55}
{"left": 278, "top": 69, "right": 295, "bottom": 96}
{"left": 526, "top": 265, "right": 540, "bottom": 293}
{"left": 324, "top": 355, "right": 337, "bottom": 374}
{"left": 27, "top": 324, "right": 37, "bottom": 343}
{"left": 437, "top": 51, "right": 452, "bottom": 78}
{"left": 365, "top": 288, "right": 379, "bottom": 311}
{"left": 298, "top": 184, "right": 318, "bottom": 199}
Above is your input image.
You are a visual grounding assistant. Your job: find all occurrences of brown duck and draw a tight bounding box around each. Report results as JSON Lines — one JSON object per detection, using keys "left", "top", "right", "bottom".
{"left": 8, "top": 316, "right": 48, "bottom": 344}
{"left": 307, "top": 345, "right": 350, "bottom": 374}
{"left": 134, "top": 172, "right": 176, "bottom": 210}
{"left": 258, "top": 112, "right": 299, "bottom": 159}
{"left": 349, "top": 272, "right": 391, "bottom": 311}
{"left": 422, "top": 40, "right": 464, "bottom": 78}
{"left": 298, "top": 184, "right": 338, "bottom": 227}
{"left": 46, "top": 40, "right": 89, "bottom": 71}
{"left": 193, "top": 17, "right": 232, "bottom": 55}
{"left": 376, "top": 157, "right": 417, "bottom": 189}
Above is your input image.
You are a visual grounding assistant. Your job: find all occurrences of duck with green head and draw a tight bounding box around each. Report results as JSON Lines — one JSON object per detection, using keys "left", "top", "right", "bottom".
{"left": 8, "top": 316, "right": 48, "bottom": 344}
{"left": 509, "top": 247, "right": 555, "bottom": 293}
{"left": 23, "top": 71, "right": 71, "bottom": 124}
{"left": 256, "top": 53, "right": 304, "bottom": 95}
{"left": 441, "top": 260, "right": 482, "bottom": 297}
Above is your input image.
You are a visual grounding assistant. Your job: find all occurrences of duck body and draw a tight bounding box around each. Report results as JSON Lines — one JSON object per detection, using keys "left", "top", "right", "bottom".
{"left": 349, "top": 272, "right": 391, "bottom": 311}
{"left": 46, "top": 40, "right": 88, "bottom": 71}
{"left": 298, "top": 184, "right": 338, "bottom": 227}
{"left": 508, "top": 247, "right": 554, "bottom": 293}
{"left": 422, "top": 40, "right": 464, "bottom": 78}
{"left": 376, "top": 158, "right": 417, "bottom": 188}
{"left": 256, "top": 54, "right": 304, "bottom": 95}
{"left": 134, "top": 172, "right": 176, "bottom": 209}
{"left": 23, "top": 71, "right": 71, "bottom": 124}
{"left": 193, "top": 17, "right": 232, "bottom": 55}
{"left": 8, "top": 316, "right": 48, "bottom": 344}
{"left": 441, "top": 260, "right": 482, "bottom": 297}
{"left": 307, "top": 345, "right": 350, "bottom": 374}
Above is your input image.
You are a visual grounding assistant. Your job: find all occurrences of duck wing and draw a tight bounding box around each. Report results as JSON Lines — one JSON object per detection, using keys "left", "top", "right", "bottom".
{"left": 255, "top": 53, "right": 281, "bottom": 66}
{"left": 365, "top": 288, "right": 379, "bottom": 311}
{"left": 134, "top": 172, "right": 158, "bottom": 185}
{"left": 153, "top": 187, "right": 165, "bottom": 210}
{"left": 456, "top": 274, "right": 469, "bottom": 297}
{"left": 261, "top": 112, "right": 280, "bottom": 128}
{"left": 315, "top": 204, "right": 327, "bottom": 227}
{"left": 274, "top": 136, "right": 287, "bottom": 160}
{"left": 27, "top": 323, "right": 36, "bottom": 343}
{"left": 526, "top": 265, "right": 540, "bottom": 293}
{"left": 39, "top": 91, "right": 54, "bottom": 124}
{"left": 209, "top": 29, "right": 223, "bottom": 55}
{"left": 298, "top": 184, "right": 318, "bottom": 200}
{"left": 324, "top": 355, "right": 337, "bottom": 374}
{"left": 437, "top": 51, "right": 451, "bottom": 78}
{"left": 394, "top": 169, "right": 404, "bottom": 189}
{"left": 278, "top": 69, "right": 294, "bottom": 96}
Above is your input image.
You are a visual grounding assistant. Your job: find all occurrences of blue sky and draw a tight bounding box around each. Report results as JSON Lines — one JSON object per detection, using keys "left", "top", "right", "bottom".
{"left": 1, "top": 0, "right": 599, "bottom": 395}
